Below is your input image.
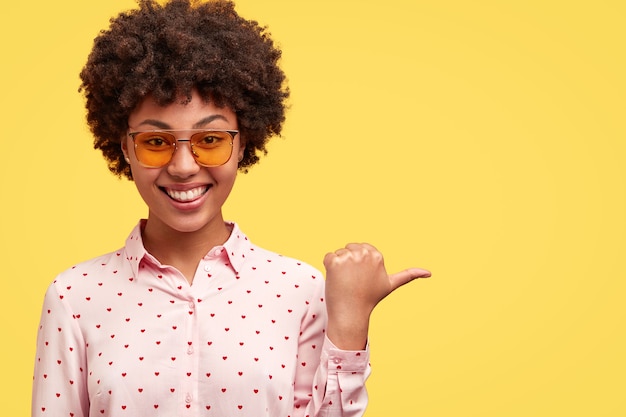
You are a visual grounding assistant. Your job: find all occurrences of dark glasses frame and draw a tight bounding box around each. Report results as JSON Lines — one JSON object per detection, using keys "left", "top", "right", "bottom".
{"left": 127, "top": 129, "right": 238, "bottom": 168}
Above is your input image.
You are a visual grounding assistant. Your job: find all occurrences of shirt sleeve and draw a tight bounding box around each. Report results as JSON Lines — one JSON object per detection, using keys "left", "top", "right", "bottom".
{"left": 32, "top": 280, "right": 89, "bottom": 417}
{"left": 295, "top": 280, "right": 371, "bottom": 417}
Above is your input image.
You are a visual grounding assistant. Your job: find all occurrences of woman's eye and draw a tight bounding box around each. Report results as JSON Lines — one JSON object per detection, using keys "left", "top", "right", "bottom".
{"left": 201, "top": 135, "right": 218, "bottom": 144}
{"left": 146, "top": 137, "right": 167, "bottom": 146}
{"left": 196, "top": 134, "right": 224, "bottom": 147}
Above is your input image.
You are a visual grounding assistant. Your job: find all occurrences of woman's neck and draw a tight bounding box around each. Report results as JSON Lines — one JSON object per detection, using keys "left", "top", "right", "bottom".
{"left": 141, "top": 217, "right": 232, "bottom": 284}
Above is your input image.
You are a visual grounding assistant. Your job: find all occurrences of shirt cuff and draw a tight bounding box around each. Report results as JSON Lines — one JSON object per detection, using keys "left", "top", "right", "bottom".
{"left": 322, "top": 335, "right": 370, "bottom": 373}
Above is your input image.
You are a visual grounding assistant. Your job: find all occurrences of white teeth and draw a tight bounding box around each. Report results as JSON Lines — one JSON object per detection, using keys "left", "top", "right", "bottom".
{"left": 166, "top": 186, "right": 207, "bottom": 202}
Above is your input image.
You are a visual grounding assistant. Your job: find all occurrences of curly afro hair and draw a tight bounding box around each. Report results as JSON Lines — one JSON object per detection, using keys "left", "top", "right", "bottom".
{"left": 79, "top": 0, "right": 289, "bottom": 180}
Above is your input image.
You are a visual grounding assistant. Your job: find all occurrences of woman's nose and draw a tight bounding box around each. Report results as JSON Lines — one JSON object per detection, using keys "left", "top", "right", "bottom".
{"left": 166, "top": 140, "right": 201, "bottom": 178}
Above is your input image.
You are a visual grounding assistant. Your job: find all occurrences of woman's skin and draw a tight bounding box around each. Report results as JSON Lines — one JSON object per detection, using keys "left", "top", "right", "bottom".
{"left": 121, "top": 90, "right": 431, "bottom": 351}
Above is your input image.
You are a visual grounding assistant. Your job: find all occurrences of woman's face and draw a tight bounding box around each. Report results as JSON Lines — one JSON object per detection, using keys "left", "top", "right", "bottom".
{"left": 123, "top": 90, "right": 244, "bottom": 237}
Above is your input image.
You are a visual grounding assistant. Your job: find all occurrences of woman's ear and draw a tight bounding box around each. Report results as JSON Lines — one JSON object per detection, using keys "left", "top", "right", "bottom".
{"left": 237, "top": 135, "right": 246, "bottom": 163}
{"left": 121, "top": 139, "right": 131, "bottom": 163}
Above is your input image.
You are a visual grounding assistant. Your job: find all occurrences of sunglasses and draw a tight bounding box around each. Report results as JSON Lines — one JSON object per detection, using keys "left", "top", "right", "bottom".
{"left": 128, "top": 129, "right": 238, "bottom": 168}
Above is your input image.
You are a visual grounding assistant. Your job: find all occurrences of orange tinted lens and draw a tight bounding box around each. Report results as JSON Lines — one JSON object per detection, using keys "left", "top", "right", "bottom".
{"left": 190, "top": 131, "right": 234, "bottom": 166}
{"left": 133, "top": 132, "right": 176, "bottom": 167}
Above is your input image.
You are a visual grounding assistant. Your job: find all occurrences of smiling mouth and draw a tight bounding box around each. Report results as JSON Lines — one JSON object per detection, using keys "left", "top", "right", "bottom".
{"left": 162, "top": 186, "right": 210, "bottom": 202}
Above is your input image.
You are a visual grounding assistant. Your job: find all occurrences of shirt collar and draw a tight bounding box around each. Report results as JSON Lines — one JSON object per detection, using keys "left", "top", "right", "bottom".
{"left": 123, "top": 220, "right": 251, "bottom": 278}
{"left": 124, "top": 220, "right": 147, "bottom": 279}
{"left": 215, "top": 222, "right": 250, "bottom": 275}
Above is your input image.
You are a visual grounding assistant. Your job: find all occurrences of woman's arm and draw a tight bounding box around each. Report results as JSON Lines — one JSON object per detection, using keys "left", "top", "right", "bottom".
{"left": 32, "top": 281, "right": 89, "bottom": 417}
{"left": 324, "top": 243, "right": 431, "bottom": 350}
{"left": 296, "top": 275, "right": 371, "bottom": 417}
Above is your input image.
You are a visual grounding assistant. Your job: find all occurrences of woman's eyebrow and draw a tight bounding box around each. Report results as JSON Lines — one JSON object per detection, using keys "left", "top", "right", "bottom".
{"left": 192, "top": 115, "right": 229, "bottom": 128}
{"left": 134, "top": 115, "right": 230, "bottom": 130}
{"left": 135, "top": 119, "right": 170, "bottom": 129}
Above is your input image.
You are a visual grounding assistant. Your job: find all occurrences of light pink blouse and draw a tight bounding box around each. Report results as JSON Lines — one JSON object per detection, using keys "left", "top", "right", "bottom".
{"left": 32, "top": 221, "right": 370, "bottom": 417}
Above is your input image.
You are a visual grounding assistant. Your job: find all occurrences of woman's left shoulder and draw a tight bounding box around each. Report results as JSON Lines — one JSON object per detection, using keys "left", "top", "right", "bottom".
{"left": 247, "top": 243, "right": 324, "bottom": 282}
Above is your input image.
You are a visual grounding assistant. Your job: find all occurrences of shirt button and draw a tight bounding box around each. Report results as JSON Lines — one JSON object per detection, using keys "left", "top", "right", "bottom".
{"left": 204, "top": 265, "right": 212, "bottom": 272}
{"left": 187, "top": 346, "right": 194, "bottom": 355}
{"left": 188, "top": 301, "right": 195, "bottom": 309}
{"left": 185, "top": 394, "right": 192, "bottom": 403}
{"left": 333, "top": 358, "right": 341, "bottom": 364}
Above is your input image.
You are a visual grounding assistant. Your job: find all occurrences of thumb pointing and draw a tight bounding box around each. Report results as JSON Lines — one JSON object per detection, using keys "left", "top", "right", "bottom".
{"left": 389, "top": 268, "right": 432, "bottom": 291}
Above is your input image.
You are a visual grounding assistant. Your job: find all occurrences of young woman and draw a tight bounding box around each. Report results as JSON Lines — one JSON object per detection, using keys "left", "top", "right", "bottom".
{"left": 32, "top": 1, "right": 430, "bottom": 416}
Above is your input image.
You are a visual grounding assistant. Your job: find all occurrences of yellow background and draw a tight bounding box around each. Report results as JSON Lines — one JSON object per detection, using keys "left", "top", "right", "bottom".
{"left": 1, "top": 1, "right": 624, "bottom": 416}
